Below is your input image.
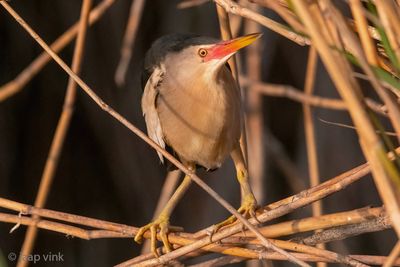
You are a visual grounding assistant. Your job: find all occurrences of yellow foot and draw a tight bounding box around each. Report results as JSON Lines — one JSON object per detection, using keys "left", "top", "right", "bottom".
{"left": 134, "top": 215, "right": 172, "bottom": 257}
{"left": 213, "top": 194, "right": 258, "bottom": 233}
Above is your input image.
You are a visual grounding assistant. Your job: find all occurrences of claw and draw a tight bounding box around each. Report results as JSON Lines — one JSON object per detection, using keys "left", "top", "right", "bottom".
{"left": 134, "top": 215, "right": 172, "bottom": 257}
{"left": 212, "top": 193, "right": 258, "bottom": 236}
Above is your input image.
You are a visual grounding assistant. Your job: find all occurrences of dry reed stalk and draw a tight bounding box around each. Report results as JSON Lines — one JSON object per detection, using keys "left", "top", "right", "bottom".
{"left": 188, "top": 249, "right": 399, "bottom": 267}
{"left": 0, "top": 197, "right": 386, "bottom": 265}
{"left": 188, "top": 5, "right": 309, "bottom": 264}
{"left": 303, "top": 47, "right": 320, "bottom": 194}
{"left": 236, "top": 206, "right": 385, "bottom": 238}
{"left": 3, "top": 0, "right": 400, "bottom": 265}
{"left": 0, "top": 213, "right": 127, "bottom": 239}
{"left": 189, "top": 253, "right": 400, "bottom": 267}
{"left": 353, "top": 72, "right": 400, "bottom": 99}
{"left": 230, "top": 0, "right": 245, "bottom": 37}
{"left": 0, "top": 207, "right": 390, "bottom": 266}
{"left": 0, "top": 142, "right": 392, "bottom": 265}
{"left": 114, "top": 0, "right": 146, "bottom": 87}
{"left": 326, "top": 0, "right": 400, "bottom": 236}
{"left": 0, "top": 2, "right": 307, "bottom": 266}
{"left": 244, "top": 6, "right": 265, "bottom": 205}
{"left": 214, "top": 0, "right": 310, "bottom": 46}
{"left": 298, "top": 215, "right": 391, "bottom": 246}
{"left": 349, "top": 0, "right": 379, "bottom": 65}
{"left": 0, "top": 197, "right": 140, "bottom": 234}
{"left": 215, "top": 3, "right": 250, "bottom": 164}
{"left": 1, "top": 196, "right": 385, "bottom": 247}
{"left": 1, "top": 207, "right": 386, "bottom": 266}
{"left": 17, "top": 1, "right": 92, "bottom": 266}
{"left": 302, "top": 46, "right": 326, "bottom": 267}
{"left": 243, "top": 7, "right": 266, "bottom": 267}
{"left": 216, "top": 4, "right": 238, "bottom": 79}
{"left": 193, "top": 253, "right": 400, "bottom": 266}
{"left": 375, "top": 1, "right": 400, "bottom": 66}
{"left": 262, "top": 239, "right": 366, "bottom": 267}
{"left": 327, "top": 3, "right": 400, "bottom": 143}
{"left": 192, "top": 146, "right": 398, "bottom": 241}
{"left": 0, "top": 0, "right": 115, "bottom": 102}
{"left": 384, "top": 241, "right": 400, "bottom": 267}
{"left": 122, "top": 141, "right": 397, "bottom": 264}
{"left": 291, "top": 0, "right": 400, "bottom": 239}
{"left": 127, "top": 223, "right": 395, "bottom": 267}
{"left": 221, "top": 219, "right": 391, "bottom": 266}
{"left": 240, "top": 77, "right": 387, "bottom": 116}
{"left": 154, "top": 150, "right": 377, "bottom": 263}
{"left": 145, "top": 237, "right": 367, "bottom": 267}
{"left": 188, "top": 256, "right": 244, "bottom": 267}
{"left": 250, "top": 0, "right": 306, "bottom": 33}
{"left": 122, "top": 232, "right": 369, "bottom": 267}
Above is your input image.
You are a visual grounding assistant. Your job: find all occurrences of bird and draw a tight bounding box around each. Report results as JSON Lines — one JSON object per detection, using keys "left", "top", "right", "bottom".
{"left": 135, "top": 32, "right": 262, "bottom": 256}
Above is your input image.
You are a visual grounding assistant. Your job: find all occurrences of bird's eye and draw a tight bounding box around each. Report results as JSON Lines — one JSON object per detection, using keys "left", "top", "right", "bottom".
{"left": 198, "top": 48, "right": 208, "bottom": 57}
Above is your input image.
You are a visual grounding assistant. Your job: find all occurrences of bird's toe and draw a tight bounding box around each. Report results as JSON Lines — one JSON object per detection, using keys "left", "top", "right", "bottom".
{"left": 134, "top": 215, "right": 173, "bottom": 257}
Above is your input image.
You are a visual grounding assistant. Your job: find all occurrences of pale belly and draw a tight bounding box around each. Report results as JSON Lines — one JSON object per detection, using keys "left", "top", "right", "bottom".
{"left": 157, "top": 76, "right": 241, "bottom": 169}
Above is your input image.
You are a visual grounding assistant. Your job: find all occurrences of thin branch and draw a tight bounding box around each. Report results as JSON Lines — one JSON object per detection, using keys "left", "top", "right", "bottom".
{"left": 250, "top": 0, "right": 306, "bottom": 34}
{"left": 3, "top": 1, "right": 400, "bottom": 266}
{"left": 0, "top": 201, "right": 385, "bottom": 267}
{"left": 303, "top": 46, "right": 326, "bottom": 267}
{"left": 213, "top": 0, "right": 310, "bottom": 46}
{"left": 0, "top": 2, "right": 308, "bottom": 266}
{"left": 188, "top": 255, "right": 244, "bottom": 267}
{"left": 17, "top": 1, "right": 92, "bottom": 266}
{"left": 240, "top": 76, "right": 388, "bottom": 116}
{"left": 187, "top": 254, "right": 400, "bottom": 266}
{"left": 215, "top": 2, "right": 306, "bottom": 266}
{"left": 349, "top": 0, "right": 379, "bottom": 66}
{"left": 118, "top": 235, "right": 369, "bottom": 267}
{"left": 0, "top": 197, "right": 139, "bottom": 235}
{"left": 133, "top": 148, "right": 383, "bottom": 265}
{"left": 114, "top": 0, "right": 146, "bottom": 87}
{"left": 264, "top": 239, "right": 366, "bottom": 267}
{"left": 236, "top": 206, "right": 385, "bottom": 239}
{"left": 318, "top": 118, "right": 398, "bottom": 137}
{"left": 329, "top": 2, "right": 400, "bottom": 144}
{"left": 298, "top": 216, "right": 391, "bottom": 246}
{"left": 0, "top": 151, "right": 391, "bottom": 265}
{"left": 191, "top": 146, "right": 396, "bottom": 241}
{"left": 0, "top": 209, "right": 392, "bottom": 266}
{"left": 1, "top": 196, "right": 386, "bottom": 251}
{"left": 291, "top": 0, "right": 400, "bottom": 239}
{"left": 244, "top": 5, "right": 265, "bottom": 204}
{"left": 384, "top": 241, "right": 400, "bottom": 267}
{"left": 0, "top": 0, "right": 115, "bottom": 102}
{"left": 216, "top": 3, "right": 249, "bottom": 165}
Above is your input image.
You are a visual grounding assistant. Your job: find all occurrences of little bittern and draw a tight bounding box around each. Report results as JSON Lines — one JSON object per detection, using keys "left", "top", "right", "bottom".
{"left": 136, "top": 33, "right": 262, "bottom": 255}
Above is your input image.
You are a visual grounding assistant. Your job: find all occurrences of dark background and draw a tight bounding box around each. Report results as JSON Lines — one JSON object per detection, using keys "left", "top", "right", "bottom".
{"left": 0, "top": 0, "right": 395, "bottom": 266}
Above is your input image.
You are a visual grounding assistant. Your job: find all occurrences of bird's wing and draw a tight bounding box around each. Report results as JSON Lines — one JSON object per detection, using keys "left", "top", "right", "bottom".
{"left": 141, "top": 66, "right": 166, "bottom": 163}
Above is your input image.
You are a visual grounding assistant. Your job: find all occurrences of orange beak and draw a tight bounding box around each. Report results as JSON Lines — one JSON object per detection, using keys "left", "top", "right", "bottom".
{"left": 205, "top": 33, "right": 262, "bottom": 61}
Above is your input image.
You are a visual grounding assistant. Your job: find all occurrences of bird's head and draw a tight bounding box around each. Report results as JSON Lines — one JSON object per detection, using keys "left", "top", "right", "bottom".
{"left": 163, "top": 33, "right": 262, "bottom": 82}
{"left": 196, "top": 32, "right": 262, "bottom": 65}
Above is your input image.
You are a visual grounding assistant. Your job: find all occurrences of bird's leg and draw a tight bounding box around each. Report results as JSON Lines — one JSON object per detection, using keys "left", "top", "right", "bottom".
{"left": 213, "top": 144, "right": 258, "bottom": 232}
{"left": 134, "top": 168, "right": 193, "bottom": 257}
